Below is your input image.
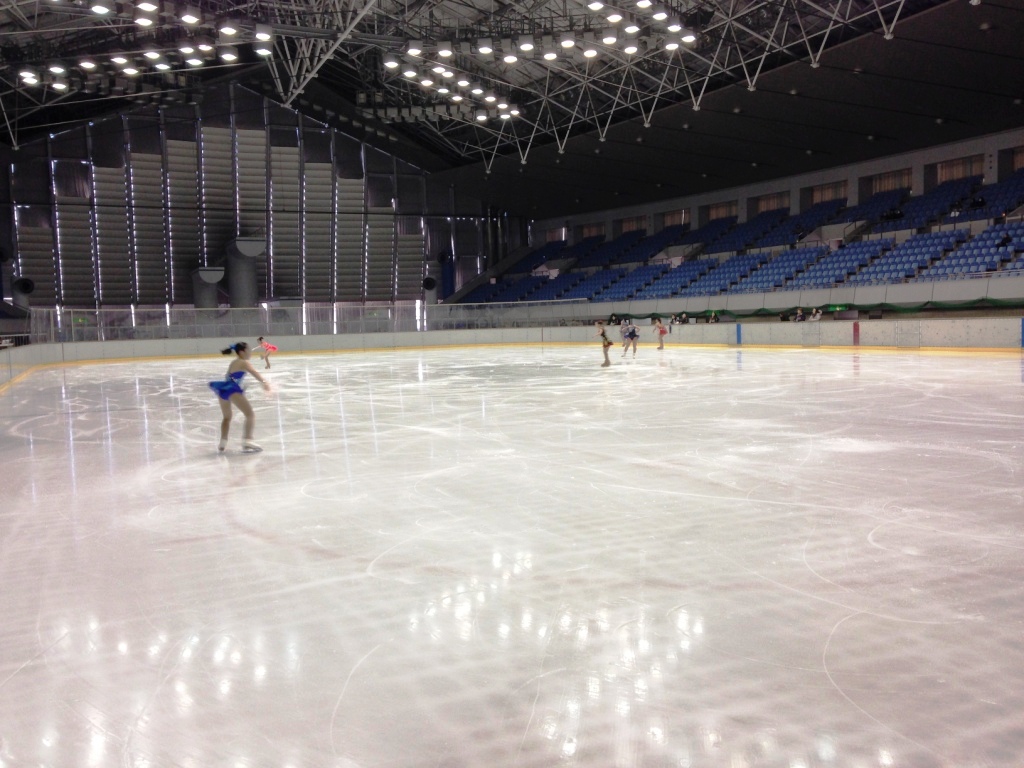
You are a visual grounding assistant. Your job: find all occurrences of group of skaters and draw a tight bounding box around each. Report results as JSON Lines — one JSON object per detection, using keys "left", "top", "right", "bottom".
{"left": 595, "top": 317, "right": 673, "bottom": 366}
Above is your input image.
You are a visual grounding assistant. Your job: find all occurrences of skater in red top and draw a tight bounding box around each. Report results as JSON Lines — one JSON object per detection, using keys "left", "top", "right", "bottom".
{"left": 256, "top": 336, "right": 278, "bottom": 369}
{"left": 652, "top": 318, "right": 668, "bottom": 350}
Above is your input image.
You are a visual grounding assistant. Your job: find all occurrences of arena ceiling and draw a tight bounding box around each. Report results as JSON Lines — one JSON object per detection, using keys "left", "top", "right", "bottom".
{"left": 1, "top": 0, "right": 1022, "bottom": 217}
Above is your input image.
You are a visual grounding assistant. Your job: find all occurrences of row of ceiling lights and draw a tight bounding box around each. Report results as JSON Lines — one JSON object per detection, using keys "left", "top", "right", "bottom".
{"left": 395, "top": 24, "right": 695, "bottom": 64}
{"left": 389, "top": 0, "right": 697, "bottom": 66}
{"left": 18, "top": 0, "right": 276, "bottom": 90}
{"left": 17, "top": 41, "right": 268, "bottom": 90}
{"left": 381, "top": 57, "right": 522, "bottom": 121}
{"left": 75, "top": 0, "right": 268, "bottom": 38}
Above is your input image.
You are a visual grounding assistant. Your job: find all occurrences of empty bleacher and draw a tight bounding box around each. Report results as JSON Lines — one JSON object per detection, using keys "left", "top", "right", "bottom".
{"left": 593, "top": 263, "right": 671, "bottom": 302}
{"left": 512, "top": 239, "right": 568, "bottom": 273}
{"left": 679, "top": 217, "right": 738, "bottom": 247}
{"left": 728, "top": 246, "right": 829, "bottom": 293}
{"left": 572, "top": 231, "right": 648, "bottom": 269}
{"left": 786, "top": 240, "right": 894, "bottom": 289}
{"left": 631, "top": 258, "right": 717, "bottom": 300}
{"left": 942, "top": 169, "right": 1024, "bottom": 224}
{"left": 753, "top": 200, "right": 846, "bottom": 249}
{"left": 678, "top": 253, "right": 769, "bottom": 296}
{"left": 835, "top": 188, "right": 909, "bottom": 224}
{"left": 845, "top": 231, "right": 966, "bottom": 285}
{"left": 705, "top": 209, "right": 789, "bottom": 254}
{"left": 559, "top": 268, "right": 628, "bottom": 301}
{"left": 872, "top": 177, "right": 981, "bottom": 233}
{"left": 919, "top": 222, "right": 1024, "bottom": 280}
{"left": 457, "top": 185, "right": 1024, "bottom": 305}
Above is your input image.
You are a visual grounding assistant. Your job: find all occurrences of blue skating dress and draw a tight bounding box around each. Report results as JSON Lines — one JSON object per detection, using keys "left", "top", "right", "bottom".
{"left": 209, "top": 370, "right": 246, "bottom": 400}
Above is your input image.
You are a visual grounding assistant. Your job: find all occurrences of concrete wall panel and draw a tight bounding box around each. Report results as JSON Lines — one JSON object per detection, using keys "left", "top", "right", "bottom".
{"left": 858, "top": 321, "right": 898, "bottom": 346}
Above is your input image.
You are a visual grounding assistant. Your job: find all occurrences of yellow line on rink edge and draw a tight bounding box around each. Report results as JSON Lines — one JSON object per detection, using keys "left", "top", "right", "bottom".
{"left": 2, "top": 341, "right": 1022, "bottom": 396}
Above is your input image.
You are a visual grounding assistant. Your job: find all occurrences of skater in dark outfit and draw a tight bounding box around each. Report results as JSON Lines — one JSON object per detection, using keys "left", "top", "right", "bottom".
{"left": 596, "top": 321, "right": 614, "bottom": 367}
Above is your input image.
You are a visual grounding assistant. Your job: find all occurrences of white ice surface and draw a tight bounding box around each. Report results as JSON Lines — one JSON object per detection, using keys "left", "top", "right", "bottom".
{"left": 1, "top": 345, "right": 1024, "bottom": 767}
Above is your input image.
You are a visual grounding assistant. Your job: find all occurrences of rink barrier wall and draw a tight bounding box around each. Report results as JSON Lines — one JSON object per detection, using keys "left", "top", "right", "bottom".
{"left": 1, "top": 317, "right": 1022, "bottom": 390}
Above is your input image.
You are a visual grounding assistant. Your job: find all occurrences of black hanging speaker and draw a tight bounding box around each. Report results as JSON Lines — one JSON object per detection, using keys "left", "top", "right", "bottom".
{"left": 12, "top": 277, "right": 35, "bottom": 295}
{"left": 422, "top": 276, "right": 437, "bottom": 290}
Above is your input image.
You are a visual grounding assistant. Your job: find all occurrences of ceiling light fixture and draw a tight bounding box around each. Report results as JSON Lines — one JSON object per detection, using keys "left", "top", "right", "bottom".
{"left": 475, "top": 110, "right": 487, "bottom": 122}
{"left": 587, "top": 0, "right": 604, "bottom": 8}
{"left": 89, "top": 0, "right": 112, "bottom": 13}
{"left": 607, "top": 10, "right": 623, "bottom": 23}
{"left": 560, "top": 32, "right": 575, "bottom": 48}
{"left": 437, "top": 41, "right": 453, "bottom": 57}
{"left": 383, "top": 53, "right": 399, "bottom": 69}
{"left": 219, "top": 45, "right": 238, "bottom": 62}
{"left": 477, "top": 38, "right": 493, "bottom": 55}
{"left": 255, "top": 24, "right": 273, "bottom": 41}
{"left": 180, "top": 5, "right": 201, "bottom": 23}
{"left": 407, "top": 40, "right": 423, "bottom": 56}
{"left": 602, "top": 28, "right": 617, "bottom": 44}
{"left": 518, "top": 34, "right": 535, "bottom": 52}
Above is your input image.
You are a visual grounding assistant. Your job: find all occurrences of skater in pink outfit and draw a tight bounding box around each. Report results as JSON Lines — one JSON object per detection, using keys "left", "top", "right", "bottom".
{"left": 256, "top": 336, "right": 278, "bottom": 369}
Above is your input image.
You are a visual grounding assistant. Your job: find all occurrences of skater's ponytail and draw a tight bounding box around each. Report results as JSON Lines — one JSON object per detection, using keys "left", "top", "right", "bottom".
{"left": 222, "top": 342, "right": 248, "bottom": 355}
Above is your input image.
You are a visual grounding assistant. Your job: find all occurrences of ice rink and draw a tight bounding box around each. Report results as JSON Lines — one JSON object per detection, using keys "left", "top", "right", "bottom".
{"left": 2, "top": 343, "right": 1023, "bottom": 767}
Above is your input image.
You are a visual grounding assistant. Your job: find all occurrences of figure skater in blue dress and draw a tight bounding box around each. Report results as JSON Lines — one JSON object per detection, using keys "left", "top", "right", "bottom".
{"left": 209, "top": 342, "right": 270, "bottom": 452}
